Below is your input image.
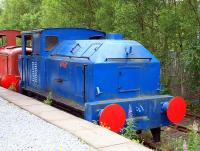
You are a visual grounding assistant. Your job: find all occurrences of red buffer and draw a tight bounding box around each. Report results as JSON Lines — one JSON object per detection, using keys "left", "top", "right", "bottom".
{"left": 0, "top": 75, "right": 20, "bottom": 92}
{"left": 167, "top": 96, "right": 186, "bottom": 123}
{"left": 99, "top": 104, "right": 126, "bottom": 132}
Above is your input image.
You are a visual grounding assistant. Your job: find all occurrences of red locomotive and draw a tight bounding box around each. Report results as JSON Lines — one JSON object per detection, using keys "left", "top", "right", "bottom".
{"left": 0, "top": 30, "right": 26, "bottom": 91}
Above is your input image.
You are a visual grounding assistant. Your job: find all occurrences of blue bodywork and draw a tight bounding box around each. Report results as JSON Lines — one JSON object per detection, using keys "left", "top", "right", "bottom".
{"left": 19, "top": 28, "right": 172, "bottom": 130}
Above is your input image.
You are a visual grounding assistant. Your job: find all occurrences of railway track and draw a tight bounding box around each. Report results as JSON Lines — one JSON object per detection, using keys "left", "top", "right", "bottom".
{"left": 143, "top": 113, "right": 200, "bottom": 150}
{"left": 169, "top": 124, "right": 200, "bottom": 134}
{"left": 186, "top": 112, "right": 200, "bottom": 120}
{"left": 169, "top": 112, "right": 200, "bottom": 134}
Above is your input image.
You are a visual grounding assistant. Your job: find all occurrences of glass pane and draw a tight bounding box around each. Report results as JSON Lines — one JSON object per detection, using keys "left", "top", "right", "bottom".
{"left": 45, "top": 36, "right": 58, "bottom": 51}
{"left": 0, "top": 36, "right": 7, "bottom": 46}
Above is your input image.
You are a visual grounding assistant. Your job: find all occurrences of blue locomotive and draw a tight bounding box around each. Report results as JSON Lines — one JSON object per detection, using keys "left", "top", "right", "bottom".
{"left": 18, "top": 28, "right": 186, "bottom": 141}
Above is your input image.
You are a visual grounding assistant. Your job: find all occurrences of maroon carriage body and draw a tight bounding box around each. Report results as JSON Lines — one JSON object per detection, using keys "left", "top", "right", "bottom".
{"left": 0, "top": 30, "right": 22, "bottom": 80}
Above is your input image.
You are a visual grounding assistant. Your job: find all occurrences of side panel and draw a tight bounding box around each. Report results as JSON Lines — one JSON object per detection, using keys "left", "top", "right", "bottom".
{"left": 0, "top": 54, "right": 8, "bottom": 79}
{"left": 28, "top": 58, "right": 40, "bottom": 88}
{"left": 21, "top": 56, "right": 47, "bottom": 91}
{"left": 46, "top": 58, "right": 87, "bottom": 105}
{"left": 91, "top": 62, "right": 160, "bottom": 101}
{"left": 8, "top": 51, "right": 21, "bottom": 76}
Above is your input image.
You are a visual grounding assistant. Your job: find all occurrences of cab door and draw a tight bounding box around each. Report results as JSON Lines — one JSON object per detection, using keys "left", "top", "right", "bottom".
{"left": 118, "top": 66, "right": 141, "bottom": 93}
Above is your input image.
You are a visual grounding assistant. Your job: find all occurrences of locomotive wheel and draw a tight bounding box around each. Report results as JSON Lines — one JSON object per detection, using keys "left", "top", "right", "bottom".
{"left": 99, "top": 104, "right": 126, "bottom": 133}
{"left": 0, "top": 75, "right": 20, "bottom": 92}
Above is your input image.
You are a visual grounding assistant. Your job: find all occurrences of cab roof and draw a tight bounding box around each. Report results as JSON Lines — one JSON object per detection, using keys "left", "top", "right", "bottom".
{"left": 22, "top": 28, "right": 106, "bottom": 35}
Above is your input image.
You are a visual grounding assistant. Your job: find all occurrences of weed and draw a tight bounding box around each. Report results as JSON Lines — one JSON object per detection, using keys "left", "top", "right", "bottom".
{"left": 92, "top": 120, "right": 98, "bottom": 125}
{"left": 121, "top": 116, "right": 136, "bottom": 139}
{"left": 121, "top": 105, "right": 143, "bottom": 143}
{"left": 44, "top": 92, "right": 53, "bottom": 105}
{"left": 159, "top": 122, "right": 200, "bottom": 151}
{"left": 187, "top": 122, "right": 200, "bottom": 151}
{"left": 8, "top": 84, "right": 16, "bottom": 91}
{"left": 159, "top": 137, "right": 184, "bottom": 151}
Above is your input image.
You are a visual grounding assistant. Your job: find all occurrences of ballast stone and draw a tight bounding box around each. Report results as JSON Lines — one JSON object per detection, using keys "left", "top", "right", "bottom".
{"left": 0, "top": 97, "right": 94, "bottom": 151}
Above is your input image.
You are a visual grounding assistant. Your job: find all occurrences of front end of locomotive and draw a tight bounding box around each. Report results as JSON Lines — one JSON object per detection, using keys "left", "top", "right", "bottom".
{"left": 82, "top": 37, "right": 186, "bottom": 142}
{"left": 85, "top": 95, "right": 186, "bottom": 141}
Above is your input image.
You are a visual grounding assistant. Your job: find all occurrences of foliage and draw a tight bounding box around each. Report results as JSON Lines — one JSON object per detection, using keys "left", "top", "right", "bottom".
{"left": 95, "top": 0, "right": 116, "bottom": 32}
{"left": 0, "top": 0, "right": 199, "bottom": 97}
{"left": 182, "top": 38, "right": 200, "bottom": 91}
{"left": 159, "top": 136, "right": 184, "bottom": 151}
{"left": 44, "top": 92, "right": 53, "bottom": 105}
{"left": 121, "top": 116, "right": 140, "bottom": 142}
{"left": 8, "top": 84, "right": 16, "bottom": 92}
{"left": 0, "top": 0, "right": 41, "bottom": 30}
{"left": 121, "top": 106, "right": 142, "bottom": 143}
{"left": 40, "top": 0, "right": 98, "bottom": 28}
{"left": 187, "top": 130, "right": 200, "bottom": 151}
{"left": 186, "top": 99, "right": 200, "bottom": 113}
{"left": 159, "top": 122, "right": 200, "bottom": 151}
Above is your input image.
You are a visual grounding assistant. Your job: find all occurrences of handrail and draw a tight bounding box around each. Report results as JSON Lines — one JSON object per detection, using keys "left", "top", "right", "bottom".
{"left": 50, "top": 54, "right": 90, "bottom": 60}
{"left": 105, "top": 57, "right": 152, "bottom": 61}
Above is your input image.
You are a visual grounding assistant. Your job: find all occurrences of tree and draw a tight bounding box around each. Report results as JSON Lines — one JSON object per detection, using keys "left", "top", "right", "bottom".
{"left": 40, "top": 0, "right": 98, "bottom": 28}
{"left": 0, "top": 0, "right": 41, "bottom": 30}
{"left": 0, "top": 0, "right": 199, "bottom": 97}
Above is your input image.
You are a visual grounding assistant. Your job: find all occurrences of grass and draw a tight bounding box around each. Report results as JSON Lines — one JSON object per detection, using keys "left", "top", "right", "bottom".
{"left": 120, "top": 106, "right": 143, "bottom": 143}
{"left": 159, "top": 122, "right": 200, "bottom": 151}
{"left": 8, "top": 84, "right": 16, "bottom": 91}
{"left": 186, "top": 100, "right": 200, "bottom": 113}
{"left": 44, "top": 92, "right": 53, "bottom": 105}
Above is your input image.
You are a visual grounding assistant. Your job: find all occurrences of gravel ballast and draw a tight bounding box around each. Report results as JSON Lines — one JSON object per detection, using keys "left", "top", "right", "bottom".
{"left": 0, "top": 97, "right": 93, "bottom": 151}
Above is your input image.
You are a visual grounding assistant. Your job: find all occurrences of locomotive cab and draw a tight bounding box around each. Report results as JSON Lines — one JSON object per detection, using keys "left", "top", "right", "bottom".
{"left": 19, "top": 28, "right": 186, "bottom": 142}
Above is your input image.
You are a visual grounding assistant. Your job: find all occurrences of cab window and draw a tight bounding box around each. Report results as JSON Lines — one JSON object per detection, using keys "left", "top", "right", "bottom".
{"left": 45, "top": 36, "right": 58, "bottom": 51}
{"left": 0, "top": 35, "right": 7, "bottom": 46}
{"left": 16, "top": 36, "right": 22, "bottom": 46}
{"left": 24, "top": 35, "right": 32, "bottom": 55}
